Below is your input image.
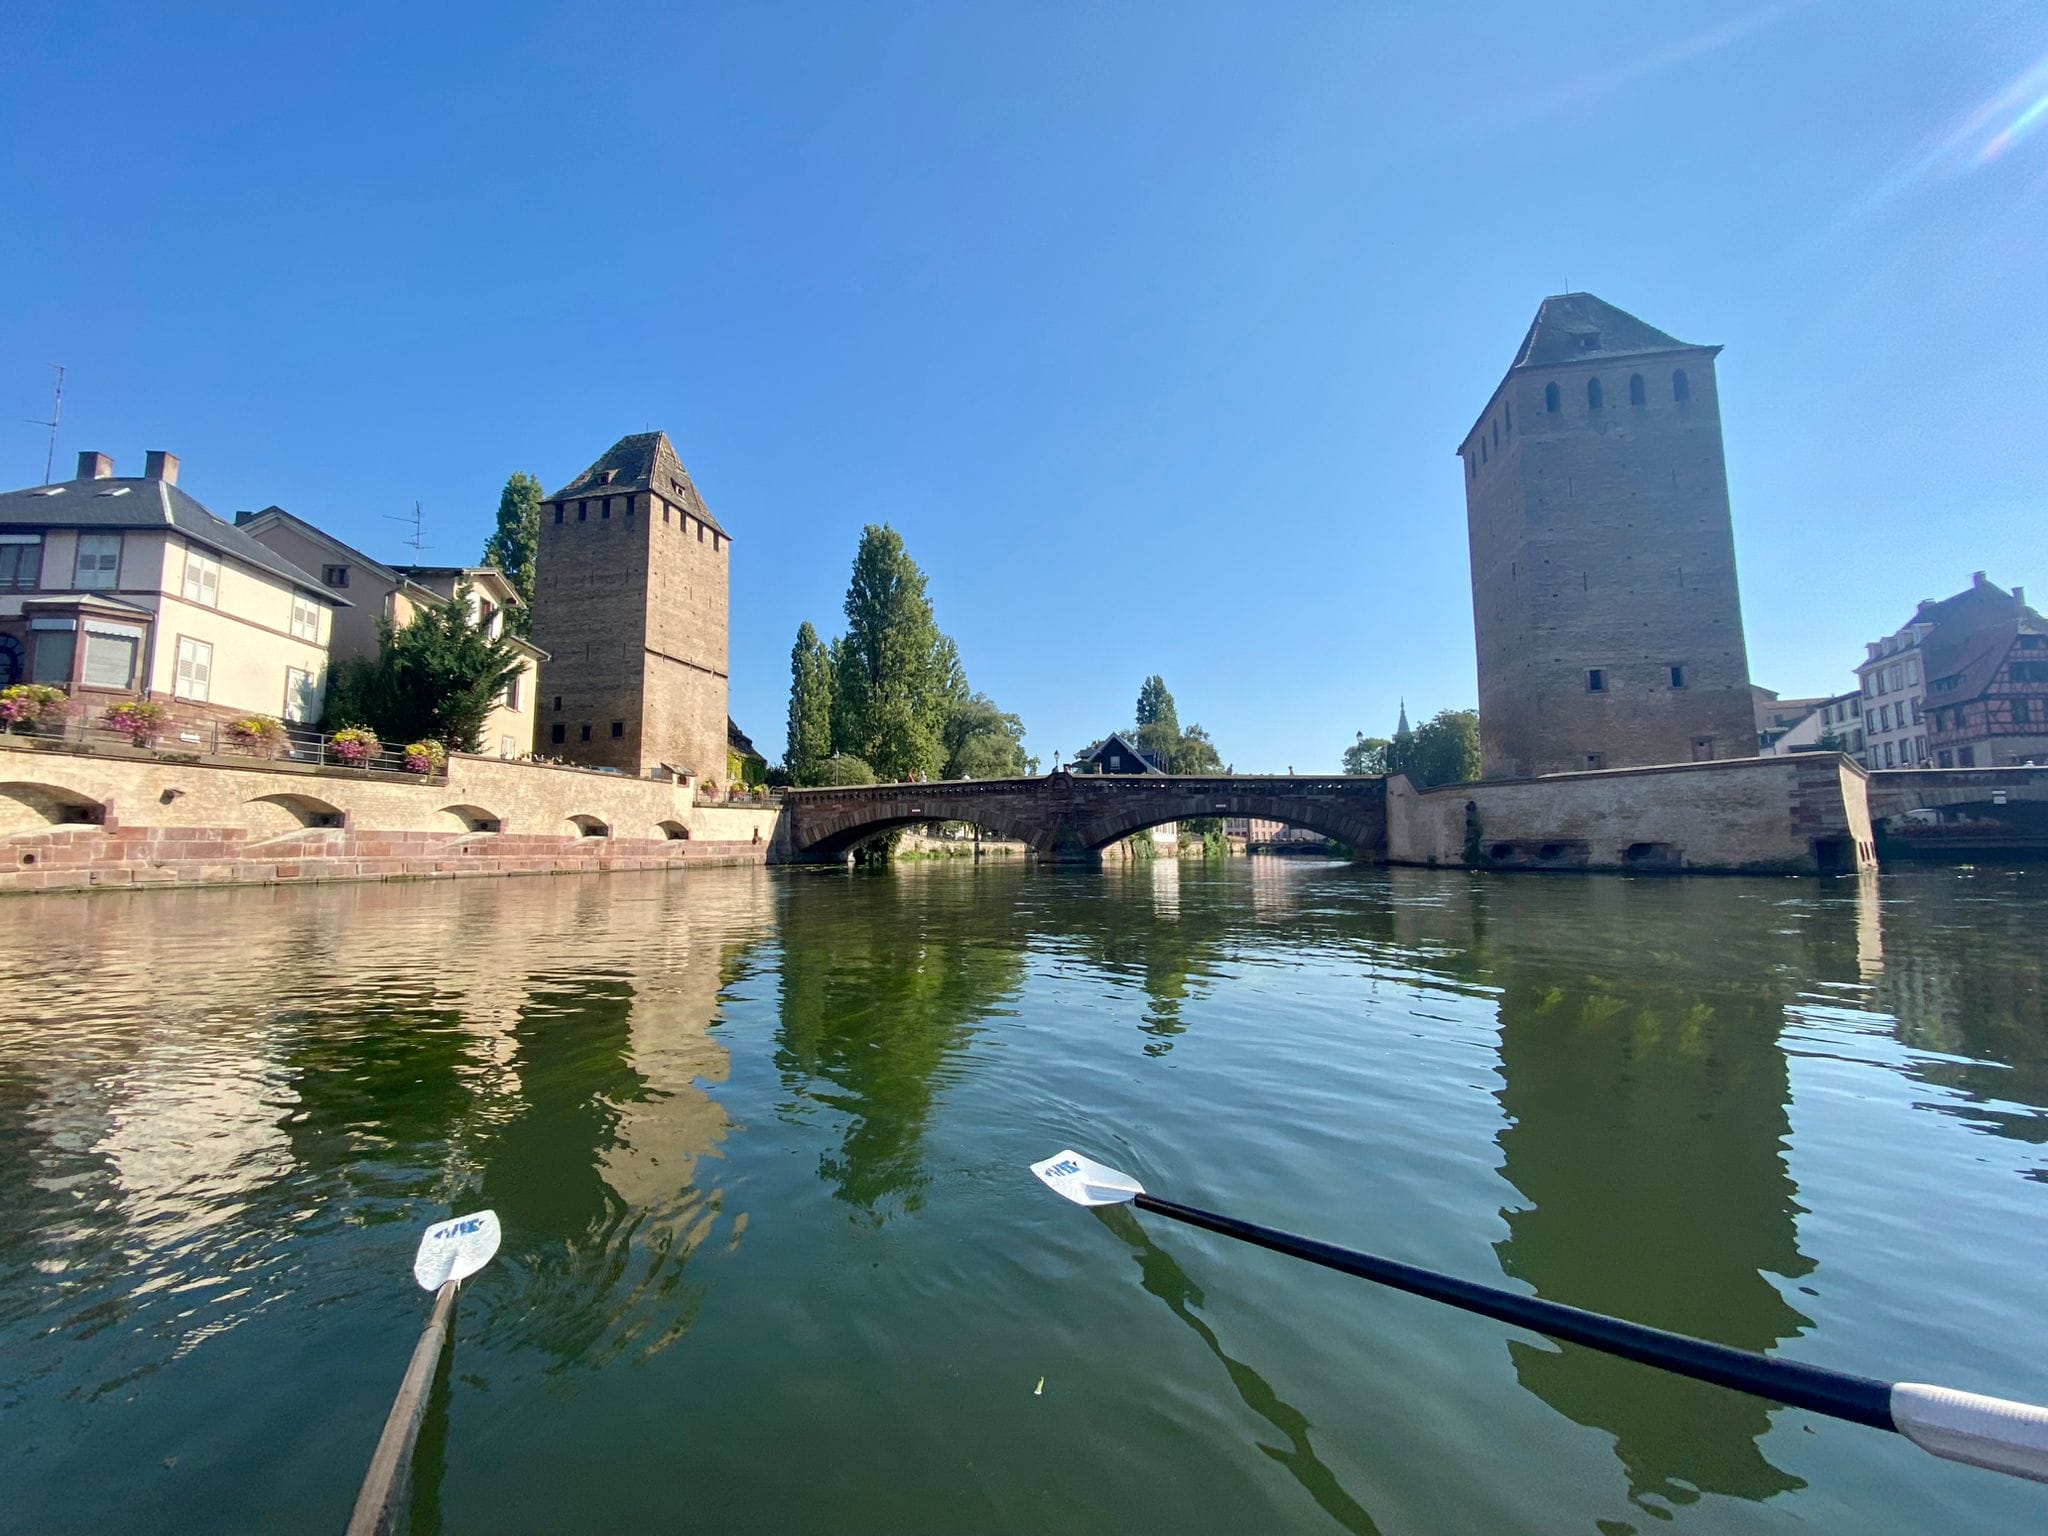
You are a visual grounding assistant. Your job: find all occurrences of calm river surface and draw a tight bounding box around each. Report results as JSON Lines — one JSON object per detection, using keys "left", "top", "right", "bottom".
{"left": 2, "top": 860, "right": 2045, "bottom": 1534}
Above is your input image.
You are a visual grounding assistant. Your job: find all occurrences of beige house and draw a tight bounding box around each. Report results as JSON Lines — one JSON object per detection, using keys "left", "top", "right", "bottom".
{"left": 0, "top": 451, "right": 341, "bottom": 723}
{"left": 235, "top": 507, "right": 545, "bottom": 757}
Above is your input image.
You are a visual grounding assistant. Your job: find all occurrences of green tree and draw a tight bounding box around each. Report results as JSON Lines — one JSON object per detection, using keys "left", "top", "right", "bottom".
{"left": 482, "top": 472, "right": 543, "bottom": 635}
{"left": 786, "top": 621, "right": 836, "bottom": 785}
{"left": 1343, "top": 733, "right": 1391, "bottom": 775}
{"left": 942, "top": 692, "right": 1029, "bottom": 779}
{"left": 832, "top": 525, "right": 949, "bottom": 781}
{"left": 1815, "top": 729, "right": 1847, "bottom": 754}
{"left": 1171, "top": 722, "right": 1224, "bottom": 775}
{"left": 818, "top": 752, "right": 878, "bottom": 786}
{"left": 1136, "top": 675, "right": 1179, "bottom": 733}
{"left": 1388, "top": 708, "right": 1481, "bottom": 788}
{"left": 318, "top": 580, "right": 525, "bottom": 751}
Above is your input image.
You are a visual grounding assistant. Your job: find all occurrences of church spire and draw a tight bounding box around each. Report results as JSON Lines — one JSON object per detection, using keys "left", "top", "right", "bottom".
{"left": 1396, "top": 698, "right": 1410, "bottom": 735}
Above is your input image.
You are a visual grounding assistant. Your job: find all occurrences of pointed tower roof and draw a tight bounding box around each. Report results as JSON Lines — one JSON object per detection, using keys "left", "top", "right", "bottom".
{"left": 1395, "top": 699, "right": 1410, "bottom": 735}
{"left": 1509, "top": 293, "right": 1709, "bottom": 369}
{"left": 547, "top": 431, "right": 727, "bottom": 536}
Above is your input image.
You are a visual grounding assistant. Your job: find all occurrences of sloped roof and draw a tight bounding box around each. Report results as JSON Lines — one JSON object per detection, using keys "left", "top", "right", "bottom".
{"left": 1924, "top": 617, "right": 2048, "bottom": 704}
{"left": 546, "top": 431, "right": 728, "bottom": 537}
{"left": 0, "top": 477, "right": 347, "bottom": 603}
{"left": 1888, "top": 576, "right": 2040, "bottom": 643}
{"left": 1076, "top": 731, "right": 1165, "bottom": 773}
{"left": 728, "top": 717, "right": 764, "bottom": 762}
{"left": 1510, "top": 293, "right": 1703, "bottom": 369}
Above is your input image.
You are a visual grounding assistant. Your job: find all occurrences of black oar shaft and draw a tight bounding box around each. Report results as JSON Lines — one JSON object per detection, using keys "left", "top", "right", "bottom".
{"left": 346, "top": 1279, "right": 459, "bottom": 1536}
{"left": 1132, "top": 1192, "right": 1897, "bottom": 1433}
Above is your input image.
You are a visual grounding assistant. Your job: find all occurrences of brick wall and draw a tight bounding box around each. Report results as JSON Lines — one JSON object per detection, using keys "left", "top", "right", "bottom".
{"left": 1465, "top": 351, "right": 1756, "bottom": 777}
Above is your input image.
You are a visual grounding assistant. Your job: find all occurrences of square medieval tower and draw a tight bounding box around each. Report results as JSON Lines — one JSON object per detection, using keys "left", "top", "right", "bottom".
{"left": 531, "top": 432, "right": 730, "bottom": 780}
{"left": 1460, "top": 294, "right": 1755, "bottom": 779}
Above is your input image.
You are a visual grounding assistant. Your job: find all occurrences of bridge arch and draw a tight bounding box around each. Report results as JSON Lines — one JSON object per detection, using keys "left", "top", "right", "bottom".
{"left": 0, "top": 781, "right": 104, "bottom": 835}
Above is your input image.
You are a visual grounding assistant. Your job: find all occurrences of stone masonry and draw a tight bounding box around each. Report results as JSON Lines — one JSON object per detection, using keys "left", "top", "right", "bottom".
{"left": 1460, "top": 294, "right": 1757, "bottom": 778}
{"left": 531, "top": 432, "right": 730, "bottom": 781}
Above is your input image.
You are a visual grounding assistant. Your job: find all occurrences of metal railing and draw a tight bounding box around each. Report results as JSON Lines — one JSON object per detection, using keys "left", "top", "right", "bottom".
{"left": 1, "top": 715, "right": 449, "bottom": 782}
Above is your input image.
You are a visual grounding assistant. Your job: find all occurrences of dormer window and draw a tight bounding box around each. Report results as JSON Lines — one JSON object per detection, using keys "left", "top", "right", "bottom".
{"left": 1578, "top": 333, "right": 1600, "bottom": 351}
{"left": 598, "top": 468, "right": 619, "bottom": 485}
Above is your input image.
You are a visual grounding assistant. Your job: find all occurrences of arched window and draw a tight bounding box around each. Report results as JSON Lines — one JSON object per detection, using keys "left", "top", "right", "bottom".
{"left": 1544, "top": 383, "right": 1560, "bottom": 413}
{"left": 1587, "top": 377, "right": 1604, "bottom": 410}
{"left": 1629, "top": 373, "right": 1646, "bottom": 407}
{"left": 1673, "top": 369, "right": 1690, "bottom": 402}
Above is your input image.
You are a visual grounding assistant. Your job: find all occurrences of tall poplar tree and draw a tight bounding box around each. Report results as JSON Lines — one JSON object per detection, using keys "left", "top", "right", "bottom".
{"left": 482, "top": 471, "right": 543, "bottom": 635}
{"left": 831, "top": 524, "right": 948, "bottom": 781}
{"left": 786, "top": 621, "right": 836, "bottom": 785}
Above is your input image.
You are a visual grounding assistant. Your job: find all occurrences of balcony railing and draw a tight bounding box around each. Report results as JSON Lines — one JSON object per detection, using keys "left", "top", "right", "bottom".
{"left": 0, "top": 715, "right": 449, "bottom": 783}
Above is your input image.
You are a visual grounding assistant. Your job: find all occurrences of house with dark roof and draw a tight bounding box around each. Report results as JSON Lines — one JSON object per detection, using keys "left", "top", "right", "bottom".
{"left": 1855, "top": 572, "right": 2039, "bottom": 769}
{"left": 235, "top": 506, "right": 547, "bottom": 757}
{"left": 1922, "top": 596, "right": 2048, "bottom": 768}
{"left": 1072, "top": 731, "right": 1165, "bottom": 774}
{"left": 726, "top": 718, "right": 766, "bottom": 786}
{"left": 0, "top": 450, "right": 344, "bottom": 723}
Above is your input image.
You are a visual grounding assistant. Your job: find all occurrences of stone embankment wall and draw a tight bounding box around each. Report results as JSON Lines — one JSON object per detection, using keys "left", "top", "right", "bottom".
{"left": 0, "top": 741, "right": 786, "bottom": 895}
{"left": 1386, "top": 754, "right": 1875, "bottom": 874}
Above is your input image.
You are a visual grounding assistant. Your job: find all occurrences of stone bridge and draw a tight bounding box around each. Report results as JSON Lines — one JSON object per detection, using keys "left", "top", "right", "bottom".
{"left": 1864, "top": 766, "right": 2048, "bottom": 857}
{"left": 782, "top": 773, "right": 1388, "bottom": 862}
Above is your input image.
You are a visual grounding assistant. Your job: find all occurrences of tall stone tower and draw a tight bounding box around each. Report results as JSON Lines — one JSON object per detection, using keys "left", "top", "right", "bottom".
{"left": 531, "top": 432, "right": 729, "bottom": 780}
{"left": 1461, "top": 294, "right": 1755, "bottom": 778}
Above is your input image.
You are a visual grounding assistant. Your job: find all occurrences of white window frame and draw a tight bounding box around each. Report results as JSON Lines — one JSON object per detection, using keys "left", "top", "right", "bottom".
{"left": 74, "top": 532, "right": 122, "bottom": 590}
{"left": 290, "top": 591, "right": 320, "bottom": 641}
{"left": 0, "top": 533, "right": 42, "bottom": 591}
{"left": 182, "top": 548, "right": 222, "bottom": 607}
{"left": 283, "top": 666, "right": 314, "bottom": 723}
{"left": 174, "top": 635, "right": 213, "bottom": 702}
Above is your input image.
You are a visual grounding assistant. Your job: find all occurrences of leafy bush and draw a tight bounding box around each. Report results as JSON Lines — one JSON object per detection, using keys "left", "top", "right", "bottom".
{"left": 0, "top": 684, "right": 68, "bottom": 730}
{"left": 818, "top": 753, "right": 877, "bottom": 786}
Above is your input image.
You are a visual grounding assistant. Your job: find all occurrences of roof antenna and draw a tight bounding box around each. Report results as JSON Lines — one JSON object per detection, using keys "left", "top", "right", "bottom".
{"left": 23, "top": 364, "right": 63, "bottom": 484}
{"left": 383, "top": 499, "right": 429, "bottom": 558}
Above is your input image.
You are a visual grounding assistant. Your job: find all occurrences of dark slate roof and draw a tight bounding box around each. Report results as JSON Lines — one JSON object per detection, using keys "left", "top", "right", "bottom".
{"left": 727, "top": 717, "right": 764, "bottom": 762}
{"left": 0, "top": 476, "right": 349, "bottom": 603}
{"left": 546, "top": 431, "right": 728, "bottom": 537}
{"left": 1076, "top": 731, "right": 1165, "bottom": 773}
{"left": 1889, "top": 577, "right": 2041, "bottom": 643}
{"left": 1924, "top": 616, "right": 2048, "bottom": 704}
{"left": 1510, "top": 293, "right": 1702, "bottom": 369}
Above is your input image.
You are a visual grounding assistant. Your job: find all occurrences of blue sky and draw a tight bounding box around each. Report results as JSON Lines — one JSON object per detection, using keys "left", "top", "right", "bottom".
{"left": 3, "top": 2, "right": 2045, "bottom": 770}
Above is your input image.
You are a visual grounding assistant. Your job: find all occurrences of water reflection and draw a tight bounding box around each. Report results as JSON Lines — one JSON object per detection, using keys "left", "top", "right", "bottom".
{"left": 1477, "top": 879, "right": 1817, "bottom": 1514}
{"left": 773, "top": 870, "right": 1028, "bottom": 1218}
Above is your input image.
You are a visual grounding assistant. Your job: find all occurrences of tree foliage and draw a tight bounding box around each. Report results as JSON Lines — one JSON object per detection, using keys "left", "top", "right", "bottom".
{"left": 943, "top": 692, "right": 1030, "bottom": 779}
{"left": 1118, "top": 675, "right": 1222, "bottom": 774}
{"left": 1343, "top": 733, "right": 1391, "bottom": 775}
{"left": 318, "top": 580, "right": 525, "bottom": 751}
{"left": 818, "top": 752, "right": 878, "bottom": 786}
{"left": 1387, "top": 708, "right": 1481, "bottom": 788}
{"left": 482, "top": 472, "right": 543, "bottom": 635}
{"left": 831, "top": 525, "right": 950, "bottom": 781}
{"left": 786, "top": 621, "right": 836, "bottom": 786}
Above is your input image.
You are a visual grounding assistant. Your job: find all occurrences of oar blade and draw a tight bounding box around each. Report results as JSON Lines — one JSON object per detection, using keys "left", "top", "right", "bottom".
{"left": 413, "top": 1210, "right": 501, "bottom": 1291}
{"left": 1031, "top": 1150, "right": 1144, "bottom": 1207}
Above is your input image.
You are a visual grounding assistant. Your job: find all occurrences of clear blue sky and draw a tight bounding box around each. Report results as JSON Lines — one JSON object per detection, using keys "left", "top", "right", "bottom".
{"left": 4, "top": 2, "right": 2045, "bottom": 770}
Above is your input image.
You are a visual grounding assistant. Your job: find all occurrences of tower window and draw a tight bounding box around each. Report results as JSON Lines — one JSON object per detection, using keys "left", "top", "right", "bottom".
{"left": 552, "top": 695, "right": 562, "bottom": 710}
{"left": 1669, "top": 664, "right": 1686, "bottom": 688}
{"left": 1585, "top": 752, "right": 1605, "bottom": 770}
{"left": 577, "top": 501, "right": 588, "bottom": 521}
{"left": 1673, "top": 369, "right": 1691, "bottom": 402}
{"left": 601, "top": 498, "right": 611, "bottom": 519}
{"left": 1544, "top": 383, "right": 1560, "bottom": 413}
{"left": 553, "top": 505, "right": 564, "bottom": 524}
{"left": 1629, "top": 373, "right": 1646, "bottom": 407}
{"left": 663, "top": 504, "right": 671, "bottom": 524}
{"left": 697, "top": 525, "right": 705, "bottom": 542}
{"left": 551, "top": 723, "right": 565, "bottom": 745}
{"left": 1587, "top": 377, "right": 1604, "bottom": 410}
{"left": 611, "top": 720, "right": 625, "bottom": 738}
{"left": 625, "top": 496, "right": 634, "bottom": 517}
{"left": 580, "top": 724, "right": 592, "bottom": 742}
{"left": 1587, "top": 668, "right": 1606, "bottom": 693}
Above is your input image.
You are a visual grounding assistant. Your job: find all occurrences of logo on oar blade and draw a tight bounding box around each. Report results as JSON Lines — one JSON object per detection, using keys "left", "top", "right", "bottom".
{"left": 413, "top": 1209, "right": 502, "bottom": 1290}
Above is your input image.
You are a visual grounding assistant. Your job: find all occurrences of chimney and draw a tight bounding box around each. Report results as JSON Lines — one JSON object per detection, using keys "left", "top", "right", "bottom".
{"left": 2015, "top": 586, "right": 2027, "bottom": 606}
{"left": 75, "top": 451, "right": 113, "bottom": 481}
{"left": 1972, "top": 570, "right": 1986, "bottom": 588}
{"left": 143, "top": 450, "right": 179, "bottom": 486}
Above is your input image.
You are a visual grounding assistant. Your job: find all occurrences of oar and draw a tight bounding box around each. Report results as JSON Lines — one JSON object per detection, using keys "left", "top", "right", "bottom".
{"left": 345, "top": 1210, "right": 503, "bottom": 1536}
{"left": 1030, "top": 1151, "right": 2048, "bottom": 1486}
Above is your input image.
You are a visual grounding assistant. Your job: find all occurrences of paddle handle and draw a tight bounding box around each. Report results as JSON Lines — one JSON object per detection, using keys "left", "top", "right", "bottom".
{"left": 346, "top": 1279, "right": 459, "bottom": 1536}
{"left": 1133, "top": 1194, "right": 2048, "bottom": 1484}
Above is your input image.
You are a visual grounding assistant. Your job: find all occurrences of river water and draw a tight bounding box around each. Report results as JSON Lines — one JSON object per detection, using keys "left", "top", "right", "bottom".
{"left": 2, "top": 860, "right": 2044, "bottom": 1534}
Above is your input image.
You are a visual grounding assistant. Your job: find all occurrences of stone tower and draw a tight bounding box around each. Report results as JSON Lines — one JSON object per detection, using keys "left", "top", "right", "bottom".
{"left": 532, "top": 432, "right": 730, "bottom": 780}
{"left": 1460, "top": 294, "right": 1755, "bottom": 779}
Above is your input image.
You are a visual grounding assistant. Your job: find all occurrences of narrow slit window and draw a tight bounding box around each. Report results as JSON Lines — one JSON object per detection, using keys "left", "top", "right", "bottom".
{"left": 1587, "top": 377, "right": 1604, "bottom": 410}
{"left": 1587, "top": 668, "right": 1606, "bottom": 693}
{"left": 1673, "top": 369, "right": 1691, "bottom": 402}
{"left": 1544, "top": 383, "right": 1560, "bottom": 413}
{"left": 1630, "top": 373, "right": 1646, "bottom": 407}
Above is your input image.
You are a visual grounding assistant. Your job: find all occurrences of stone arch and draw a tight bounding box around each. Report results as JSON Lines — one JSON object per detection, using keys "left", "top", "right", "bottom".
{"left": 800, "top": 809, "right": 1046, "bottom": 862}
{"left": 439, "top": 803, "right": 501, "bottom": 833}
{"left": 0, "top": 781, "right": 104, "bottom": 836}
{"left": 1081, "top": 803, "right": 1373, "bottom": 857}
{"left": 568, "top": 814, "right": 610, "bottom": 838}
{"left": 656, "top": 819, "right": 690, "bottom": 840}
{"left": 244, "top": 792, "right": 346, "bottom": 839}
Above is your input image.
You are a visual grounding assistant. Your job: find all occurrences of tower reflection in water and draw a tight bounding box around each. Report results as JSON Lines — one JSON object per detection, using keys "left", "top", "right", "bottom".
{"left": 1472, "top": 875, "right": 1817, "bottom": 1514}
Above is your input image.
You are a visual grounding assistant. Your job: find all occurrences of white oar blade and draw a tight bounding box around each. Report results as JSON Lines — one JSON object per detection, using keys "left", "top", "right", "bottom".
{"left": 1892, "top": 1383, "right": 2048, "bottom": 1485}
{"left": 1031, "top": 1150, "right": 1144, "bottom": 1207}
{"left": 413, "top": 1209, "right": 501, "bottom": 1291}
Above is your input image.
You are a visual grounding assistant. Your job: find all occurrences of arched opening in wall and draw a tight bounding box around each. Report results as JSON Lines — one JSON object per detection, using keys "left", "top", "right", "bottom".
{"left": 1629, "top": 373, "right": 1646, "bottom": 407}
{"left": 1586, "top": 377, "right": 1604, "bottom": 410}
{"left": 0, "top": 782, "right": 104, "bottom": 836}
{"left": 568, "top": 814, "right": 610, "bottom": 838}
{"left": 1544, "top": 383, "right": 1560, "bottom": 413}
{"left": 1673, "top": 369, "right": 1691, "bottom": 402}
{"left": 245, "top": 793, "right": 346, "bottom": 839}
{"left": 1090, "top": 808, "right": 1367, "bottom": 860}
{"left": 657, "top": 820, "right": 690, "bottom": 840}
{"left": 804, "top": 813, "right": 1035, "bottom": 863}
{"left": 439, "top": 804, "right": 501, "bottom": 833}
